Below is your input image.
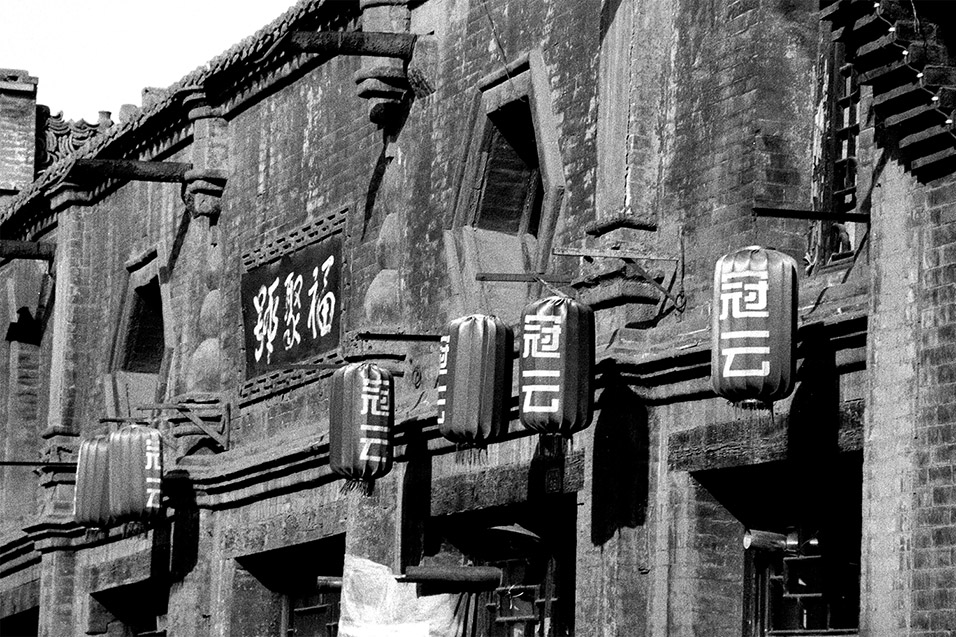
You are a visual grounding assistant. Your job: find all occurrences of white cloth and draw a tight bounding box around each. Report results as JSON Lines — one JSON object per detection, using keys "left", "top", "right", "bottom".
{"left": 338, "top": 554, "right": 469, "bottom": 637}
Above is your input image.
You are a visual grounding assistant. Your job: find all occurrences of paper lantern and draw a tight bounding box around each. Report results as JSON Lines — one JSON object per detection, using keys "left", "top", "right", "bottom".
{"left": 437, "top": 314, "right": 514, "bottom": 449}
{"left": 712, "top": 246, "right": 797, "bottom": 406}
{"left": 108, "top": 425, "right": 164, "bottom": 522}
{"left": 329, "top": 362, "right": 394, "bottom": 491}
{"left": 518, "top": 296, "right": 595, "bottom": 436}
{"left": 74, "top": 436, "right": 112, "bottom": 528}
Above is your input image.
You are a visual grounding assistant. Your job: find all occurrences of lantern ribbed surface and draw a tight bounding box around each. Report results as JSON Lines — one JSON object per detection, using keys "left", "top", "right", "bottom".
{"left": 438, "top": 314, "right": 513, "bottom": 448}
{"left": 329, "top": 362, "right": 394, "bottom": 487}
{"left": 711, "top": 246, "right": 797, "bottom": 406}
{"left": 107, "top": 425, "right": 164, "bottom": 522}
{"left": 518, "top": 296, "right": 595, "bottom": 437}
{"left": 74, "top": 436, "right": 112, "bottom": 528}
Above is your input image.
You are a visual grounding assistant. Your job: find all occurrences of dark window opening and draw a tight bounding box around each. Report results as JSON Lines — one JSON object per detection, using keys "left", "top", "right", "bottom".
{"left": 810, "top": 39, "right": 861, "bottom": 273}
{"left": 235, "top": 535, "right": 345, "bottom": 637}
{"left": 695, "top": 454, "right": 861, "bottom": 637}
{"left": 92, "top": 579, "right": 167, "bottom": 637}
{"left": 0, "top": 606, "right": 39, "bottom": 637}
{"left": 121, "top": 277, "right": 165, "bottom": 374}
{"left": 475, "top": 99, "right": 544, "bottom": 239}
{"left": 428, "top": 497, "right": 576, "bottom": 637}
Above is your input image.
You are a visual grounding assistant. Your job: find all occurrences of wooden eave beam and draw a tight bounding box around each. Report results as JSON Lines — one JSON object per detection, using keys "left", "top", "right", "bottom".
{"left": 0, "top": 240, "right": 55, "bottom": 261}
{"left": 287, "top": 31, "right": 417, "bottom": 60}
{"left": 70, "top": 159, "right": 193, "bottom": 183}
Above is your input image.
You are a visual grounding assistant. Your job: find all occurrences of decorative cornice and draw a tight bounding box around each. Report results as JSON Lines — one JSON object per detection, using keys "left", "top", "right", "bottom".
{"left": 0, "top": 531, "right": 39, "bottom": 579}
{"left": 35, "top": 107, "right": 113, "bottom": 173}
{"left": 0, "top": 0, "right": 360, "bottom": 236}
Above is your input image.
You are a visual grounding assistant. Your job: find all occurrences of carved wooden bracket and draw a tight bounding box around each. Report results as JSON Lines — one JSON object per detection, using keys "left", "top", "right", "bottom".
{"left": 136, "top": 396, "right": 230, "bottom": 452}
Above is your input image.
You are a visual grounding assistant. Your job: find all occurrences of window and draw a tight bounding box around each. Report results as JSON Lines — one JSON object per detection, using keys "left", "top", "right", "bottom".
{"left": 90, "top": 579, "right": 167, "bottom": 637}
{"left": 474, "top": 99, "right": 544, "bottom": 239}
{"left": 445, "top": 49, "right": 566, "bottom": 322}
{"left": 281, "top": 580, "right": 341, "bottom": 637}
{"left": 106, "top": 250, "right": 169, "bottom": 418}
{"left": 0, "top": 606, "right": 39, "bottom": 637}
{"left": 120, "top": 277, "right": 165, "bottom": 373}
{"left": 808, "top": 38, "right": 862, "bottom": 272}
{"left": 748, "top": 531, "right": 860, "bottom": 635}
{"left": 431, "top": 497, "right": 576, "bottom": 637}
{"left": 695, "top": 455, "right": 861, "bottom": 637}
{"left": 233, "top": 535, "right": 344, "bottom": 637}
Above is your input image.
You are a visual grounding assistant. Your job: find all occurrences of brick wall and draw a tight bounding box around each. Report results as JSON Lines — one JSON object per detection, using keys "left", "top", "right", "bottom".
{"left": 0, "top": 69, "right": 37, "bottom": 198}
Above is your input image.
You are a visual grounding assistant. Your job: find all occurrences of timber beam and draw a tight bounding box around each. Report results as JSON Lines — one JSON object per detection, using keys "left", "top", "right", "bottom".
{"left": 0, "top": 240, "right": 55, "bottom": 262}
{"left": 287, "top": 31, "right": 417, "bottom": 60}
{"left": 70, "top": 159, "right": 193, "bottom": 184}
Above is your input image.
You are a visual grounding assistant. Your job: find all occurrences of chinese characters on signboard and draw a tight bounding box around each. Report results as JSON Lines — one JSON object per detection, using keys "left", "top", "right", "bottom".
{"left": 711, "top": 246, "right": 797, "bottom": 405}
{"left": 329, "top": 362, "right": 394, "bottom": 490}
{"left": 241, "top": 235, "right": 342, "bottom": 378}
{"left": 518, "top": 296, "right": 594, "bottom": 437}
{"left": 436, "top": 314, "right": 513, "bottom": 448}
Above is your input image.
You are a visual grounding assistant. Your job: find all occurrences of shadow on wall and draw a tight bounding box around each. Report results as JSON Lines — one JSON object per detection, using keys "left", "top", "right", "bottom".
{"left": 591, "top": 371, "right": 649, "bottom": 546}
{"left": 401, "top": 423, "right": 432, "bottom": 569}
{"left": 788, "top": 324, "right": 840, "bottom": 460}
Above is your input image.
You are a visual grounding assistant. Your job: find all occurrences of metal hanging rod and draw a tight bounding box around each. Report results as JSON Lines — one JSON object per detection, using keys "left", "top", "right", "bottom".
{"left": 752, "top": 206, "right": 870, "bottom": 223}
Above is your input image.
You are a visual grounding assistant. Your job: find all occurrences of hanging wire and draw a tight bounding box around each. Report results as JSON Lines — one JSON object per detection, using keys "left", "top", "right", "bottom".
{"left": 479, "top": 0, "right": 512, "bottom": 81}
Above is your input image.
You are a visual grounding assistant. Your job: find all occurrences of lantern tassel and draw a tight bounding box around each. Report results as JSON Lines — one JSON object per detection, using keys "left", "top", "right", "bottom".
{"left": 340, "top": 479, "right": 376, "bottom": 497}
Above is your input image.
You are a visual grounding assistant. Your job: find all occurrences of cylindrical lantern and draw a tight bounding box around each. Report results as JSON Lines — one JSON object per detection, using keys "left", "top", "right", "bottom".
{"left": 518, "top": 296, "right": 595, "bottom": 437}
{"left": 108, "top": 425, "right": 164, "bottom": 522}
{"left": 329, "top": 362, "right": 394, "bottom": 492}
{"left": 437, "top": 314, "right": 514, "bottom": 450}
{"left": 712, "top": 246, "right": 797, "bottom": 406}
{"left": 74, "top": 436, "right": 112, "bottom": 528}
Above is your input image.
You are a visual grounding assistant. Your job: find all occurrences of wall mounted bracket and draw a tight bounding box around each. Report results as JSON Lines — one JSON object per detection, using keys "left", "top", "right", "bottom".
{"left": 554, "top": 245, "right": 685, "bottom": 313}
{"left": 135, "top": 397, "right": 230, "bottom": 451}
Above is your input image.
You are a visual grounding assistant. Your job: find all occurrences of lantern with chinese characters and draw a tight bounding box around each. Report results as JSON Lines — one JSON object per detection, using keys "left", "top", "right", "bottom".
{"left": 437, "top": 314, "right": 514, "bottom": 451}
{"left": 74, "top": 436, "right": 112, "bottom": 527}
{"left": 108, "top": 425, "right": 164, "bottom": 522}
{"left": 518, "top": 296, "right": 595, "bottom": 437}
{"left": 712, "top": 246, "right": 797, "bottom": 407}
{"left": 329, "top": 362, "right": 394, "bottom": 492}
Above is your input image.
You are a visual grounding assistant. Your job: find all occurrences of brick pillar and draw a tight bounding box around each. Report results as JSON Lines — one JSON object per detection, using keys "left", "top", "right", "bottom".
{"left": 37, "top": 549, "right": 76, "bottom": 637}
{"left": 861, "top": 158, "right": 921, "bottom": 634}
{"left": 0, "top": 69, "right": 38, "bottom": 204}
{"left": 182, "top": 89, "right": 228, "bottom": 240}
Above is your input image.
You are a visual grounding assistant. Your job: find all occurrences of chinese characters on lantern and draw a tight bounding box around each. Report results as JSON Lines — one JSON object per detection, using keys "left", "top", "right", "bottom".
{"left": 711, "top": 246, "right": 797, "bottom": 405}
{"left": 241, "top": 236, "right": 342, "bottom": 378}
{"left": 717, "top": 269, "right": 771, "bottom": 378}
{"left": 518, "top": 296, "right": 594, "bottom": 437}
{"left": 521, "top": 314, "right": 564, "bottom": 413}
{"left": 436, "top": 335, "right": 450, "bottom": 425}
{"left": 359, "top": 375, "right": 391, "bottom": 462}
{"left": 145, "top": 434, "right": 162, "bottom": 509}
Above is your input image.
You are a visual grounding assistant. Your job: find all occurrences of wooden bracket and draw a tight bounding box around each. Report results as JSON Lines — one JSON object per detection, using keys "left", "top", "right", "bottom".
{"left": 135, "top": 399, "right": 230, "bottom": 450}
{"left": 70, "top": 159, "right": 193, "bottom": 184}
{"left": 554, "top": 245, "right": 685, "bottom": 313}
